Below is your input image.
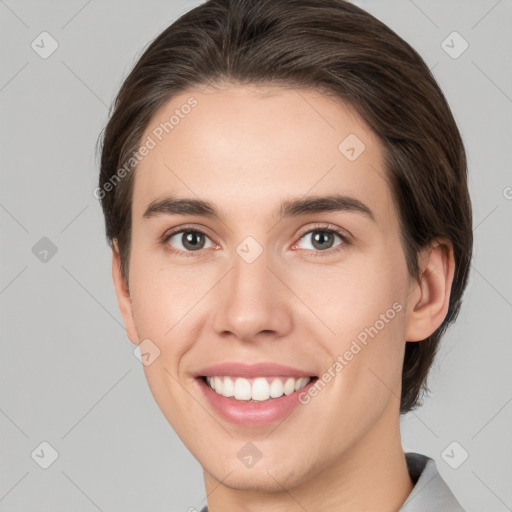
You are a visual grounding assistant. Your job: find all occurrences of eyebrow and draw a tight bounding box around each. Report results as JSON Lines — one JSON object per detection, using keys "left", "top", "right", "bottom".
{"left": 143, "top": 193, "right": 376, "bottom": 223}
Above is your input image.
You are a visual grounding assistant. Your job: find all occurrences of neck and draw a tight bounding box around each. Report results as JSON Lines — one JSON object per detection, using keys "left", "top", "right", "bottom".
{"left": 202, "top": 402, "right": 414, "bottom": 512}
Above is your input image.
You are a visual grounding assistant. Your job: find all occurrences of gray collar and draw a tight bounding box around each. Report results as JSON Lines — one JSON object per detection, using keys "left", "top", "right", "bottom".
{"left": 399, "top": 452, "right": 465, "bottom": 511}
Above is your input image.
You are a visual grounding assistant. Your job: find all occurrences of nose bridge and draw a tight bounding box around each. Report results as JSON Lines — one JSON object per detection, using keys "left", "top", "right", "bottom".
{"left": 211, "top": 238, "right": 293, "bottom": 340}
{"left": 232, "top": 240, "right": 272, "bottom": 299}
{"left": 228, "top": 242, "right": 276, "bottom": 313}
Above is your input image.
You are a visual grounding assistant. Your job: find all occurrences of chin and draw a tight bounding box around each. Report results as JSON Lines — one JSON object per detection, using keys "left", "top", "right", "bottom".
{"left": 218, "top": 471, "right": 299, "bottom": 493}
{"left": 205, "top": 456, "right": 312, "bottom": 493}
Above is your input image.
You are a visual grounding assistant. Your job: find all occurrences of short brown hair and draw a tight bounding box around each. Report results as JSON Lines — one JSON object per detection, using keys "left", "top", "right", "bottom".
{"left": 97, "top": 0, "right": 473, "bottom": 414}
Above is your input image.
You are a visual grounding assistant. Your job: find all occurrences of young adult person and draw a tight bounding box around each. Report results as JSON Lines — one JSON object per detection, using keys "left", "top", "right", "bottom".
{"left": 97, "top": 1, "right": 472, "bottom": 510}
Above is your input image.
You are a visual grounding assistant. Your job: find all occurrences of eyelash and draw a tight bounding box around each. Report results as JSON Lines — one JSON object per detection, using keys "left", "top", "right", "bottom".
{"left": 161, "top": 223, "right": 352, "bottom": 258}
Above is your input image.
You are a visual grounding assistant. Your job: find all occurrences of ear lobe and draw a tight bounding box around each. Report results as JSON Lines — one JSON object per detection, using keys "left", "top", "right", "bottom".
{"left": 111, "top": 240, "right": 139, "bottom": 345}
{"left": 405, "top": 239, "right": 455, "bottom": 342}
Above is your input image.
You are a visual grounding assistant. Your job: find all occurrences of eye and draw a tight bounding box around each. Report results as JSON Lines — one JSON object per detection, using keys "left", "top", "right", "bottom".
{"left": 292, "top": 224, "right": 350, "bottom": 255}
{"left": 161, "top": 223, "right": 351, "bottom": 257}
{"left": 163, "top": 227, "right": 215, "bottom": 255}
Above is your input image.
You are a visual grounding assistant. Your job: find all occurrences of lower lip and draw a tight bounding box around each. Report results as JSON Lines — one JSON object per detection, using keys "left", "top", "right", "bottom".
{"left": 196, "top": 376, "right": 318, "bottom": 427}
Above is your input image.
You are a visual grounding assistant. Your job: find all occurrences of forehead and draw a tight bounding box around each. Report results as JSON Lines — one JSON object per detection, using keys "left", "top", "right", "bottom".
{"left": 132, "top": 84, "right": 393, "bottom": 226}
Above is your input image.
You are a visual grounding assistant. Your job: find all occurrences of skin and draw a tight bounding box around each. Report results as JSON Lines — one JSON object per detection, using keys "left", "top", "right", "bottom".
{"left": 112, "top": 84, "right": 455, "bottom": 512}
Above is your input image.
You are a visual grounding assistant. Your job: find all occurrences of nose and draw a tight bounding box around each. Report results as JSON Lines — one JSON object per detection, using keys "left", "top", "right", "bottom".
{"left": 211, "top": 246, "right": 293, "bottom": 343}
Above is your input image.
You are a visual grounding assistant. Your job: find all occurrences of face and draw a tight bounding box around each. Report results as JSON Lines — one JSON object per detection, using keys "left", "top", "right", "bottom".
{"left": 114, "top": 84, "right": 425, "bottom": 492}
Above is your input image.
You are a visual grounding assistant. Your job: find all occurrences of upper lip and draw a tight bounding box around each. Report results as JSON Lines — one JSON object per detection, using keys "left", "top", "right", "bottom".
{"left": 195, "top": 362, "right": 317, "bottom": 378}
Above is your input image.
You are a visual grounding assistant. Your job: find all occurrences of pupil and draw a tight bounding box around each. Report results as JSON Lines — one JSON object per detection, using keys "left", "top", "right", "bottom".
{"left": 184, "top": 232, "right": 203, "bottom": 250}
{"left": 313, "top": 231, "right": 332, "bottom": 250}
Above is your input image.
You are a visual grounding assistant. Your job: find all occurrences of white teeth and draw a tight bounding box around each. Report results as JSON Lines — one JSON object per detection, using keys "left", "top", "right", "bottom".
{"left": 222, "top": 376, "right": 234, "bottom": 397}
{"left": 205, "top": 376, "right": 311, "bottom": 402}
{"left": 234, "top": 377, "right": 252, "bottom": 400}
{"left": 214, "top": 376, "right": 223, "bottom": 394}
{"left": 270, "top": 378, "right": 284, "bottom": 398}
{"left": 284, "top": 377, "right": 296, "bottom": 395}
{"left": 252, "top": 377, "right": 270, "bottom": 401}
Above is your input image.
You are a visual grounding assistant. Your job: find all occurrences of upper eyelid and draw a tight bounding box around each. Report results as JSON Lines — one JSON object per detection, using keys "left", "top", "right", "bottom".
{"left": 296, "top": 223, "right": 350, "bottom": 239}
{"left": 162, "top": 223, "right": 215, "bottom": 241}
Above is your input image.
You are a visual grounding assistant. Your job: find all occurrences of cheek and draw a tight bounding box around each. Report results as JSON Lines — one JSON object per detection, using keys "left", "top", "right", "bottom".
{"left": 128, "top": 262, "right": 200, "bottom": 424}
{"left": 127, "top": 252, "right": 216, "bottom": 362}
{"left": 304, "top": 250, "right": 408, "bottom": 389}
{"left": 298, "top": 250, "right": 407, "bottom": 336}
{"left": 126, "top": 251, "right": 180, "bottom": 346}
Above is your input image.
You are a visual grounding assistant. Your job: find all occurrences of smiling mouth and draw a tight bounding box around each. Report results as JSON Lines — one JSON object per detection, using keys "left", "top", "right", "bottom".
{"left": 198, "top": 375, "right": 319, "bottom": 402}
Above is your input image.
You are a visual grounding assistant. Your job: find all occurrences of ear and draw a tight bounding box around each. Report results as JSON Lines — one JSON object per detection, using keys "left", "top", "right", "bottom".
{"left": 111, "top": 240, "right": 140, "bottom": 345}
{"left": 404, "top": 238, "right": 455, "bottom": 342}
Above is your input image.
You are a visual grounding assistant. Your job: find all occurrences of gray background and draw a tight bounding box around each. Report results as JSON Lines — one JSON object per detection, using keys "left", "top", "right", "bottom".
{"left": 1, "top": 0, "right": 511, "bottom": 510}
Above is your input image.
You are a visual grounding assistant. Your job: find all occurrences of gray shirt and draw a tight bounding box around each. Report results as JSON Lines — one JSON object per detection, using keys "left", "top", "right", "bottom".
{"left": 198, "top": 452, "right": 465, "bottom": 511}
